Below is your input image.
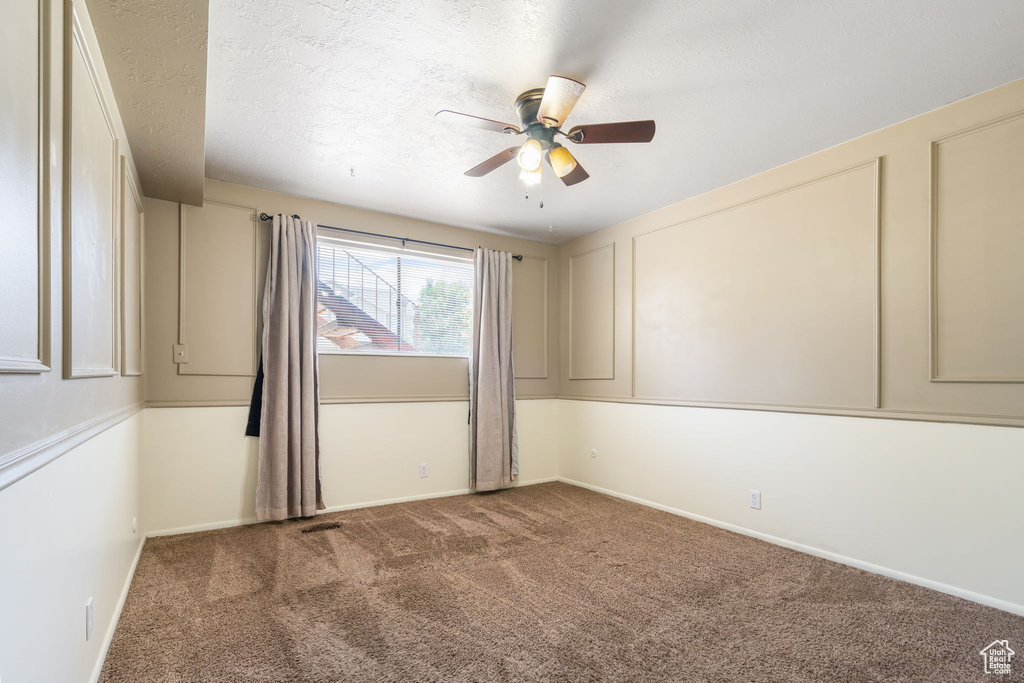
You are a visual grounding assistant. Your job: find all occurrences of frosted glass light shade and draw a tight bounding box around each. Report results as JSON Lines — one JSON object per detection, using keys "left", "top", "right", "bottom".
{"left": 516, "top": 139, "right": 543, "bottom": 171}
{"left": 548, "top": 145, "right": 578, "bottom": 177}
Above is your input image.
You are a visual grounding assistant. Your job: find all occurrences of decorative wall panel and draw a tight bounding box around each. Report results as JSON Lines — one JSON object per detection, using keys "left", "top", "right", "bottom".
{"left": 120, "top": 157, "right": 144, "bottom": 376}
{"left": 178, "top": 200, "right": 260, "bottom": 376}
{"left": 0, "top": 0, "right": 48, "bottom": 374}
{"left": 632, "top": 160, "right": 879, "bottom": 409}
{"left": 569, "top": 244, "right": 615, "bottom": 380}
{"left": 63, "top": 6, "right": 119, "bottom": 379}
{"left": 512, "top": 256, "right": 549, "bottom": 379}
{"left": 931, "top": 113, "right": 1024, "bottom": 382}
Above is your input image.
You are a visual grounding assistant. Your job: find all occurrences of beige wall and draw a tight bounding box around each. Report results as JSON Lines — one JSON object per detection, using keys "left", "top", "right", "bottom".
{"left": 547, "top": 75, "right": 1024, "bottom": 616}
{"left": 557, "top": 77, "right": 1024, "bottom": 427}
{"left": 145, "top": 179, "right": 559, "bottom": 406}
{"left": 0, "top": 2, "right": 146, "bottom": 681}
{"left": 1, "top": 13, "right": 1023, "bottom": 683}
{"left": 0, "top": 0, "right": 144, "bottom": 484}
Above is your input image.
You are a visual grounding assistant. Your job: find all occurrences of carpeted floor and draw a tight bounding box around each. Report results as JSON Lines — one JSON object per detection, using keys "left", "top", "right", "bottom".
{"left": 101, "top": 482, "right": 1023, "bottom": 682}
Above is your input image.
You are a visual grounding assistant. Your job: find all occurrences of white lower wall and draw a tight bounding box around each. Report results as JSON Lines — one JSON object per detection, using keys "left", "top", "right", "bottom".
{"left": 557, "top": 400, "right": 1024, "bottom": 613}
{"left": 141, "top": 400, "right": 560, "bottom": 535}
{"left": 3, "top": 396, "right": 1019, "bottom": 682}
{"left": 0, "top": 412, "right": 144, "bottom": 683}
{"left": 13, "top": 395, "right": 1010, "bottom": 683}
{"left": 141, "top": 398, "right": 1024, "bottom": 613}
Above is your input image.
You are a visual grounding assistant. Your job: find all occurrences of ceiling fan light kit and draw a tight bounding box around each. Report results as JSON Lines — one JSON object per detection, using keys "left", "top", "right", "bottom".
{"left": 436, "top": 75, "right": 656, "bottom": 187}
{"left": 548, "top": 144, "right": 577, "bottom": 178}
{"left": 516, "top": 138, "right": 543, "bottom": 171}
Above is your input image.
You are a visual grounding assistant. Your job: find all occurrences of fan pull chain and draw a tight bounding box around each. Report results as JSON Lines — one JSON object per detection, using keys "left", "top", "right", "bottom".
{"left": 525, "top": 172, "right": 544, "bottom": 208}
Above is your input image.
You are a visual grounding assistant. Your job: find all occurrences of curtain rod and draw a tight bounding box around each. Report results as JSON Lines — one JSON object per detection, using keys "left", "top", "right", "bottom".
{"left": 259, "top": 213, "right": 523, "bottom": 261}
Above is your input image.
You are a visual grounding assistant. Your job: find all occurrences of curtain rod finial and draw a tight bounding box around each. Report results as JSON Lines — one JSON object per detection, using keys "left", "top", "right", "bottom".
{"left": 258, "top": 212, "right": 301, "bottom": 221}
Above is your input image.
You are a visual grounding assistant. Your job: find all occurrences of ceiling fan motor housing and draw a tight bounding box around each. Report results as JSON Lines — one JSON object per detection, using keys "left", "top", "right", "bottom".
{"left": 514, "top": 88, "right": 544, "bottom": 127}
{"left": 515, "top": 88, "right": 557, "bottom": 147}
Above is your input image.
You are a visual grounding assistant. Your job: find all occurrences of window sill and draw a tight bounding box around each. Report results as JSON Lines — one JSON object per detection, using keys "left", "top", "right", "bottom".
{"left": 318, "top": 351, "right": 470, "bottom": 359}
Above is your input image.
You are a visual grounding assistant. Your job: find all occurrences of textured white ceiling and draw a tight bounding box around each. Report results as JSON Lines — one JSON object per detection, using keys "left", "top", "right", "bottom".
{"left": 206, "top": 0, "right": 1024, "bottom": 243}
{"left": 87, "top": 0, "right": 208, "bottom": 205}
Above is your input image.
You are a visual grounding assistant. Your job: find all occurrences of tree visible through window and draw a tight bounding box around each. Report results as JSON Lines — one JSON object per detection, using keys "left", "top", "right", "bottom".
{"left": 315, "top": 235, "right": 474, "bottom": 356}
{"left": 417, "top": 279, "right": 472, "bottom": 354}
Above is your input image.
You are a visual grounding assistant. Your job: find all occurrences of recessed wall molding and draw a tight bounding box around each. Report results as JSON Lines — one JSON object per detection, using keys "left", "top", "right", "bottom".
{"left": 120, "top": 156, "right": 145, "bottom": 376}
{"left": 568, "top": 243, "right": 616, "bottom": 380}
{"left": 62, "top": 2, "right": 120, "bottom": 379}
{"left": 178, "top": 199, "right": 261, "bottom": 376}
{"left": 929, "top": 110, "right": 1024, "bottom": 383}
{"left": 631, "top": 158, "right": 881, "bottom": 410}
{"left": 513, "top": 255, "right": 549, "bottom": 380}
{"left": 0, "top": 0, "right": 50, "bottom": 375}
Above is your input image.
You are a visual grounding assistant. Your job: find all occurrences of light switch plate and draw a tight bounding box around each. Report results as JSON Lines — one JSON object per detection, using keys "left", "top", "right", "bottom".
{"left": 172, "top": 344, "right": 189, "bottom": 363}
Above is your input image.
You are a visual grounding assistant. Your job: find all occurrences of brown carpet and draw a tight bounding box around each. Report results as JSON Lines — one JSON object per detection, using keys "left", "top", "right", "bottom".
{"left": 101, "top": 482, "right": 1023, "bottom": 682}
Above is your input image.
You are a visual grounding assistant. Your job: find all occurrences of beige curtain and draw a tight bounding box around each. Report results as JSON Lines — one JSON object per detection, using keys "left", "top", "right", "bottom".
{"left": 469, "top": 247, "right": 518, "bottom": 491}
{"left": 255, "top": 215, "right": 324, "bottom": 521}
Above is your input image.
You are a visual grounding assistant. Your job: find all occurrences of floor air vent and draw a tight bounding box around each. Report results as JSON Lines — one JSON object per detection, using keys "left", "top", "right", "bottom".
{"left": 301, "top": 522, "right": 341, "bottom": 534}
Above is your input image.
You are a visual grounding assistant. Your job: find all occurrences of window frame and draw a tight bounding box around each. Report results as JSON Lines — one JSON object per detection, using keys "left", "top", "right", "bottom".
{"left": 314, "top": 229, "right": 475, "bottom": 359}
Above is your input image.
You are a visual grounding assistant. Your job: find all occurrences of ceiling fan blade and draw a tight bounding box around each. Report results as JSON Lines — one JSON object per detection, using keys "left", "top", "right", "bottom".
{"left": 547, "top": 152, "right": 589, "bottom": 186}
{"left": 537, "top": 75, "right": 586, "bottom": 127}
{"left": 464, "top": 147, "right": 519, "bottom": 177}
{"left": 566, "top": 120, "right": 656, "bottom": 144}
{"left": 435, "top": 110, "right": 521, "bottom": 134}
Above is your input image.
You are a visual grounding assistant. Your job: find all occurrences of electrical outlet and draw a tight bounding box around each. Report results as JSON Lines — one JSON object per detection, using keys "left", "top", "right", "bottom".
{"left": 749, "top": 490, "right": 762, "bottom": 510}
{"left": 590, "top": 449, "right": 597, "bottom": 458}
{"left": 85, "top": 598, "right": 94, "bottom": 641}
{"left": 132, "top": 517, "right": 137, "bottom": 534}
{"left": 419, "top": 463, "right": 428, "bottom": 478}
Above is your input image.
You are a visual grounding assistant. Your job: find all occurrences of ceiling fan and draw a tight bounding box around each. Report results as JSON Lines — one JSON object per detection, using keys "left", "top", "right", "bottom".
{"left": 436, "top": 75, "right": 656, "bottom": 187}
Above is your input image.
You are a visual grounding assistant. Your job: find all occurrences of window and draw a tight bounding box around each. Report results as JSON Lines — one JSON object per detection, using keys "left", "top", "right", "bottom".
{"left": 315, "top": 233, "right": 474, "bottom": 356}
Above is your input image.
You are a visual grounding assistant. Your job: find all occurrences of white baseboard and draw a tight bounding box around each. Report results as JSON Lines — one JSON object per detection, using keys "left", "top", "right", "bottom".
{"left": 146, "top": 515, "right": 260, "bottom": 537}
{"left": 319, "top": 487, "right": 471, "bottom": 516}
{"left": 146, "top": 476, "right": 560, "bottom": 538}
{"left": 517, "top": 476, "right": 560, "bottom": 486}
{"left": 90, "top": 536, "right": 146, "bottom": 683}
{"left": 557, "top": 476, "right": 1024, "bottom": 617}
{"left": 318, "top": 476, "right": 559, "bottom": 515}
